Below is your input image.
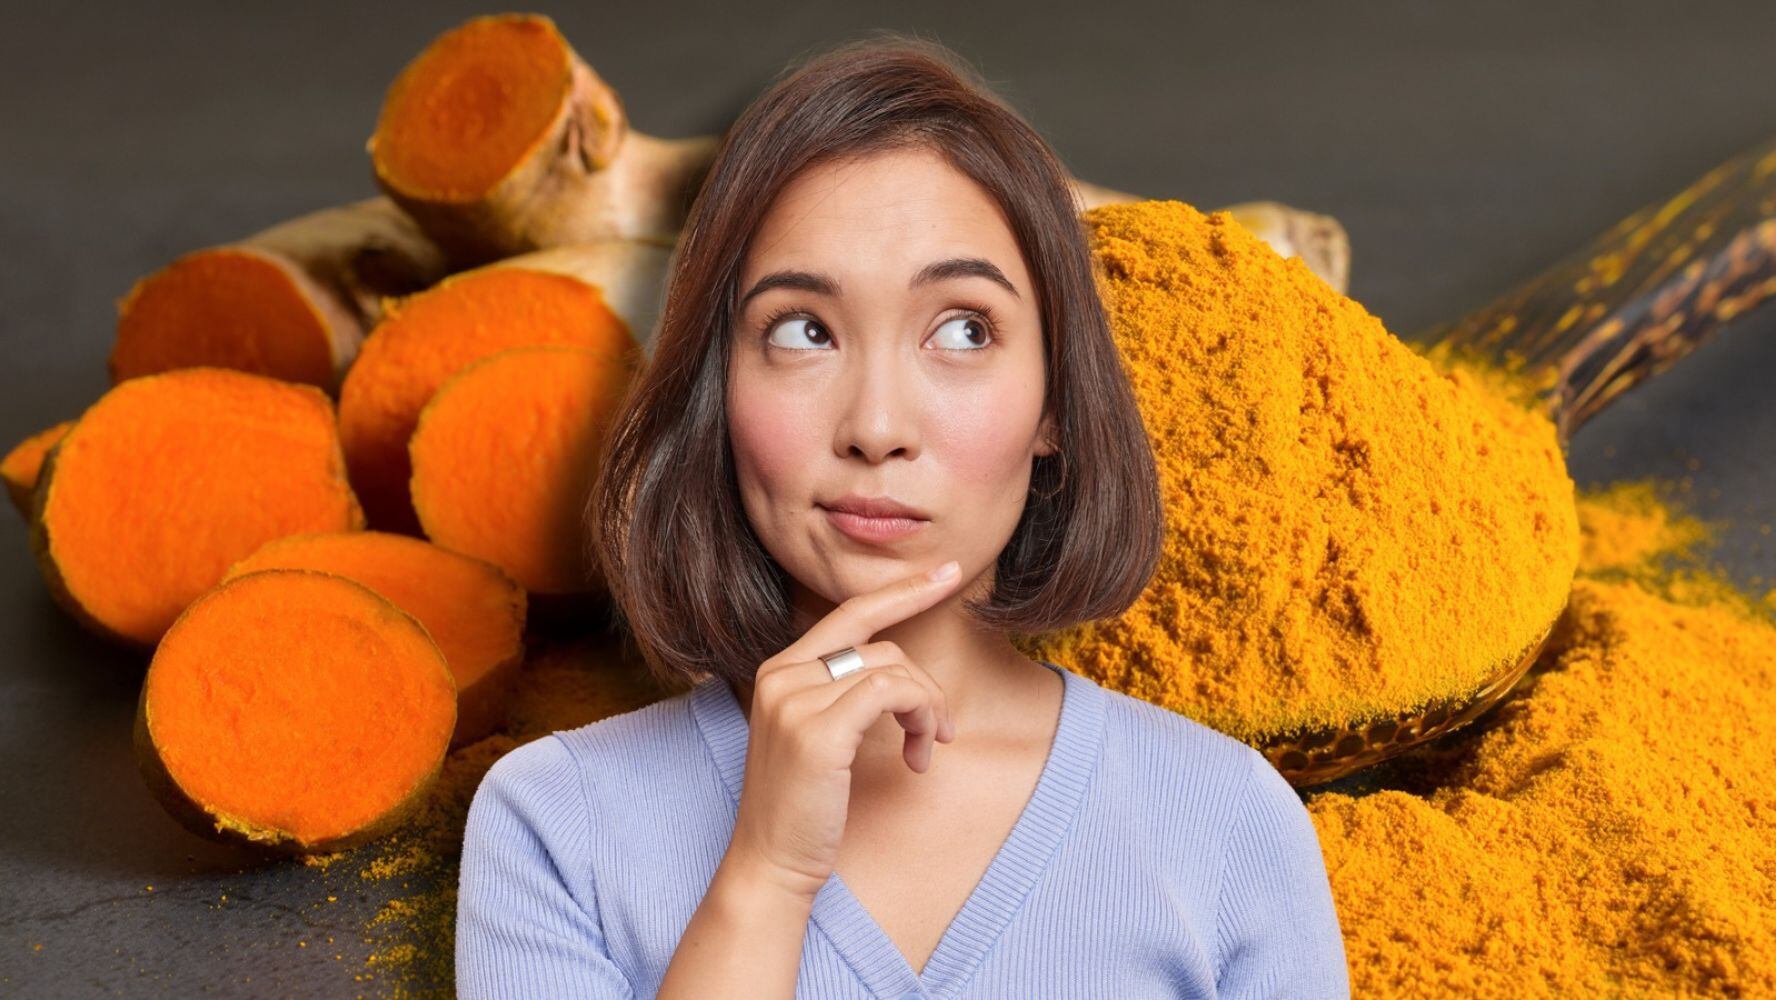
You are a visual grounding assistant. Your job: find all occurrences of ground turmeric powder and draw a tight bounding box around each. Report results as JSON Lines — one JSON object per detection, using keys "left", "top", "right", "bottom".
{"left": 1308, "top": 482, "right": 1776, "bottom": 995}
{"left": 1021, "top": 201, "right": 1580, "bottom": 746}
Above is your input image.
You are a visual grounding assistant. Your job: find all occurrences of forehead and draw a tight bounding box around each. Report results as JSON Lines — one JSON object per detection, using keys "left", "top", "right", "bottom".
{"left": 741, "top": 145, "right": 1028, "bottom": 282}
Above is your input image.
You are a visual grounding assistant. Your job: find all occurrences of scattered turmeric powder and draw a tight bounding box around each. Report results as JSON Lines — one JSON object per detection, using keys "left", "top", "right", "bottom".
{"left": 1307, "top": 482, "right": 1776, "bottom": 995}
{"left": 1020, "top": 201, "right": 1580, "bottom": 746}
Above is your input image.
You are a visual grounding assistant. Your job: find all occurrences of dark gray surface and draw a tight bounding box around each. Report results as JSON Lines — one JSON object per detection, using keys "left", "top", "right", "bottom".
{"left": 4, "top": 2, "right": 1775, "bottom": 996}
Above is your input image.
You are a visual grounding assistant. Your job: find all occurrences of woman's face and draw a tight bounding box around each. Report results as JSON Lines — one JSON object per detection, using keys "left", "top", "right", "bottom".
{"left": 727, "top": 144, "right": 1055, "bottom": 612}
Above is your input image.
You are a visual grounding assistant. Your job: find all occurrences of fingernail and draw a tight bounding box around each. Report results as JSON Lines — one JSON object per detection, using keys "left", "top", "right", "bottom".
{"left": 927, "top": 560, "right": 959, "bottom": 582}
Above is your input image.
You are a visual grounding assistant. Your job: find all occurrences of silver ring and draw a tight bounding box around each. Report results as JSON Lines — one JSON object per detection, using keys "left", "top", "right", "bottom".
{"left": 818, "top": 646, "right": 865, "bottom": 680}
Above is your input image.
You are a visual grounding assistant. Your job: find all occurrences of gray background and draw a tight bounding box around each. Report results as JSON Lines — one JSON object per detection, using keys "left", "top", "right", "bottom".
{"left": 4, "top": 1, "right": 1774, "bottom": 996}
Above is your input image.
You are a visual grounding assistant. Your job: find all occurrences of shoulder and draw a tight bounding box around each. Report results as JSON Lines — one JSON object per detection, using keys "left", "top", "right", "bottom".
{"left": 551, "top": 684, "right": 703, "bottom": 767}
{"left": 1093, "top": 681, "right": 1261, "bottom": 795}
{"left": 1084, "top": 680, "right": 1315, "bottom": 862}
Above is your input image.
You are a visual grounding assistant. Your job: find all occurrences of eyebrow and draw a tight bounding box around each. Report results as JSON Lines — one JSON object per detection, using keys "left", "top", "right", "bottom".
{"left": 737, "top": 256, "right": 1021, "bottom": 309}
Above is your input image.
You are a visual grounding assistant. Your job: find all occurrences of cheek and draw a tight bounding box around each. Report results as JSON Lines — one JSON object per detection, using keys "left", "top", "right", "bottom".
{"left": 728, "top": 376, "right": 822, "bottom": 501}
{"left": 926, "top": 373, "right": 1044, "bottom": 496}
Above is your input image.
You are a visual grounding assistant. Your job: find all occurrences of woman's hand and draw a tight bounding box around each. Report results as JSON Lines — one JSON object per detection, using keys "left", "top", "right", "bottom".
{"left": 722, "top": 558, "right": 964, "bottom": 903}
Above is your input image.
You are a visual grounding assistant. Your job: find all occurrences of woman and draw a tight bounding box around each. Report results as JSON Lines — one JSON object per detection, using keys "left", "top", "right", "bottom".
{"left": 457, "top": 33, "right": 1348, "bottom": 999}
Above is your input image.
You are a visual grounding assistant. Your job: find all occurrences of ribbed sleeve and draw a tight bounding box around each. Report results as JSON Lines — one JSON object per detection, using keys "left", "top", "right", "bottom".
{"left": 456, "top": 734, "right": 636, "bottom": 999}
{"left": 1213, "top": 746, "right": 1351, "bottom": 999}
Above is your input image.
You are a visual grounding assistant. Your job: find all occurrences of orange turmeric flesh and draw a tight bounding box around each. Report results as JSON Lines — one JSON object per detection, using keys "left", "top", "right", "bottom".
{"left": 112, "top": 249, "right": 338, "bottom": 389}
{"left": 226, "top": 531, "right": 526, "bottom": 747}
{"left": 32, "top": 367, "right": 363, "bottom": 646}
{"left": 370, "top": 14, "right": 571, "bottom": 201}
{"left": 3, "top": 419, "right": 72, "bottom": 518}
{"left": 338, "top": 266, "right": 636, "bottom": 534}
{"left": 410, "top": 345, "right": 633, "bottom": 595}
{"left": 140, "top": 569, "right": 456, "bottom": 852}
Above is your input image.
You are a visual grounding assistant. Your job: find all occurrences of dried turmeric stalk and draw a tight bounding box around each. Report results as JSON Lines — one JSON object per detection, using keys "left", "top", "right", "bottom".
{"left": 2, "top": 419, "right": 72, "bottom": 519}
{"left": 410, "top": 344, "right": 633, "bottom": 596}
{"left": 225, "top": 531, "right": 526, "bottom": 748}
{"left": 337, "top": 240, "right": 665, "bottom": 533}
{"left": 111, "top": 198, "right": 450, "bottom": 393}
{"left": 136, "top": 568, "right": 456, "bottom": 855}
{"left": 368, "top": 13, "right": 715, "bottom": 266}
{"left": 31, "top": 367, "right": 364, "bottom": 646}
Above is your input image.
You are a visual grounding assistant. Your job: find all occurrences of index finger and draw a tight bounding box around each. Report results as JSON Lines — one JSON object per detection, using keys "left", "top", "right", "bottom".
{"left": 781, "top": 559, "right": 961, "bottom": 664}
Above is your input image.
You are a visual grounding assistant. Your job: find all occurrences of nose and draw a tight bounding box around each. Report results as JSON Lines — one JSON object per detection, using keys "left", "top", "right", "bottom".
{"left": 831, "top": 339, "right": 922, "bottom": 463}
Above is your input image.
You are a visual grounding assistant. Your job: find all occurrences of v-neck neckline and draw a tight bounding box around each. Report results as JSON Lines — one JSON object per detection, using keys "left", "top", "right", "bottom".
{"left": 689, "top": 659, "right": 1108, "bottom": 999}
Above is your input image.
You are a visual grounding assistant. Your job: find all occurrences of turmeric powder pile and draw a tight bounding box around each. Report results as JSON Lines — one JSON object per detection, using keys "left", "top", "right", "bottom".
{"left": 1024, "top": 201, "right": 1580, "bottom": 743}
{"left": 1308, "top": 480, "right": 1776, "bottom": 995}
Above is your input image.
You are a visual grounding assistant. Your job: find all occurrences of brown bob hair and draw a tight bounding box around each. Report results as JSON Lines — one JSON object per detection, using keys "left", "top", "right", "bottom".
{"left": 586, "top": 31, "right": 1162, "bottom": 689}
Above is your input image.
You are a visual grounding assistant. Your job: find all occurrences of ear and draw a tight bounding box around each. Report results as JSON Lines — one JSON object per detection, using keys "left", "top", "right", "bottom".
{"left": 1033, "top": 412, "right": 1059, "bottom": 458}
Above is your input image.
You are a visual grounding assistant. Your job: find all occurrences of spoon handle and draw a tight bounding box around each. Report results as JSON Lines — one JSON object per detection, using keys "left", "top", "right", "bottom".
{"left": 1422, "top": 136, "right": 1776, "bottom": 442}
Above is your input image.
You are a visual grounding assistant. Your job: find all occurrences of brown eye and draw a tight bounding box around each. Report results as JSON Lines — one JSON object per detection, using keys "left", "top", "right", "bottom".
{"left": 766, "top": 316, "right": 834, "bottom": 349}
{"left": 931, "top": 314, "right": 990, "bottom": 350}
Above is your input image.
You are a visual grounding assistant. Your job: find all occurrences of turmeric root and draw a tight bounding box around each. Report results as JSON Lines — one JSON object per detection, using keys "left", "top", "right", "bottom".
{"left": 135, "top": 568, "right": 456, "bottom": 855}
{"left": 409, "top": 344, "right": 634, "bottom": 596}
{"left": 31, "top": 367, "right": 363, "bottom": 646}
{"left": 3, "top": 419, "right": 72, "bottom": 519}
{"left": 225, "top": 531, "right": 526, "bottom": 748}
{"left": 111, "top": 197, "right": 450, "bottom": 393}
{"left": 367, "top": 11, "right": 1350, "bottom": 296}
{"left": 368, "top": 13, "right": 715, "bottom": 266}
{"left": 337, "top": 240, "right": 666, "bottom": 533}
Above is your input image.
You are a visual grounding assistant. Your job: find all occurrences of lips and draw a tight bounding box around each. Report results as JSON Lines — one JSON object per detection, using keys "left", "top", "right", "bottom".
{"left": 820, "top": 495, "right": 931, "bottom": 520}
{"left": 819, "top": 495, "right": 930, "bottom": 544}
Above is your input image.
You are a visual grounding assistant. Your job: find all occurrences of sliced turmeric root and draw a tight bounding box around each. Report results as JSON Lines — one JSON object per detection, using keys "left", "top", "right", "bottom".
{"left": 226, "top": 531, "right": 526, "bottom": 748}
{"left": 410, "top": 345, "right": 633, "bottom": 596}
{"left": 3, "top": 419, "right": 73, "bottom": 519}
{"left": 111, "top": 197, "right": 449, "bottom": 392}
{"left": 31, "top": 367, "right": 363, "bottom": 646}
{"left": 367, "top": 12, "right": 717, "bottom": 265}
{"left": 135, "top": 568, "right": 457, "bottom": 855}
{"left": 337, "top": 241, "right": 664, "bottom": 533}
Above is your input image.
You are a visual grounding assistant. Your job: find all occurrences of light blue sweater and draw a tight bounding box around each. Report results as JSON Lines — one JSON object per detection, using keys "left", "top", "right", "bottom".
{"left": 457, "top": 659, "right": 1350, "bottom": 998}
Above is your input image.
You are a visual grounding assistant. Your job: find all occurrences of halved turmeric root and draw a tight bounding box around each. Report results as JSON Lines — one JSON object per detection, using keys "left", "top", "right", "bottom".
{"left": 410, "top": 344, "right": 633, "bottom": 596}
{"left": 225, "top": 531, "right": 526, "bottom": 748}
{"left": 3, "top": 419, "right": 73, "bottom": 519}
{"left": 135, "top": 568, "right": 456, "bottom": 855}
{"left": 31, "top": 367, "right": 363, "bottom": 646}
{"left": 111, "top": 197, "right": 450, "bottom": 393}
{"left": 337, "top": 240, "right": 665, "bottom": 533}
{"left": 368, "top": 12, "right": 716, "bottom": 265}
